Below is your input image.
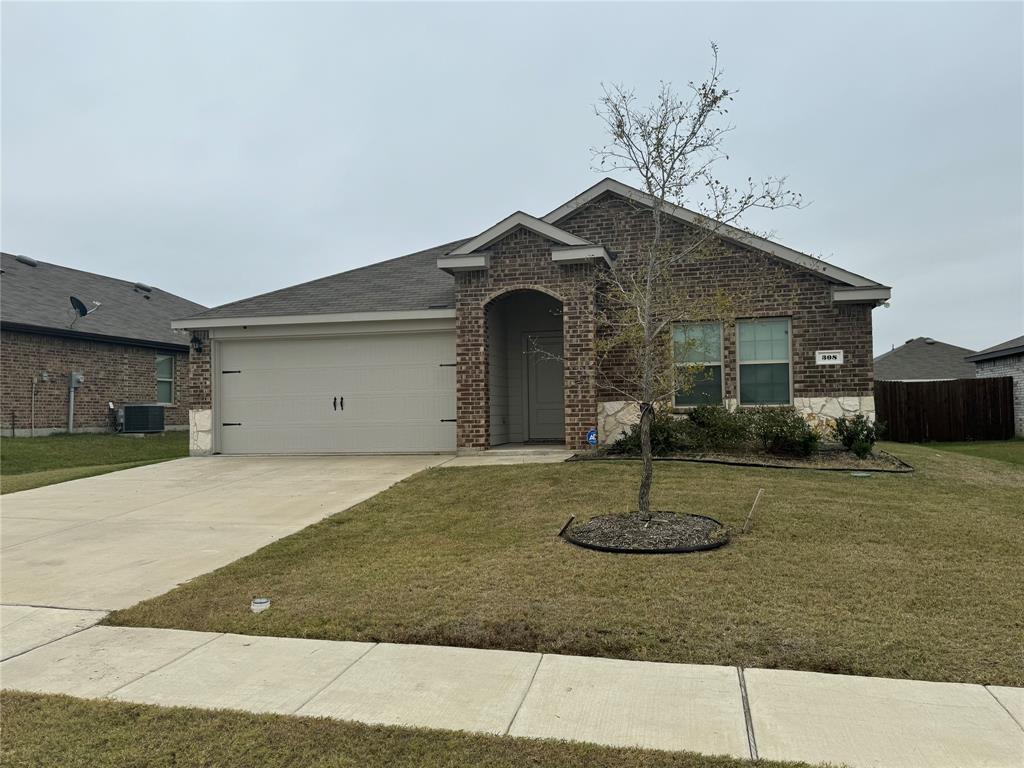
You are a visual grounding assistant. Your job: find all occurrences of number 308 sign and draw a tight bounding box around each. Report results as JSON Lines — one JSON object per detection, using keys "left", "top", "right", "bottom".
{"left": 815, "top": 350, "right": 844, "bottom": 365}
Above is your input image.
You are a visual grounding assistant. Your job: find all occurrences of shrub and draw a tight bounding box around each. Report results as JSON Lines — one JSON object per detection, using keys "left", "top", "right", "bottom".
{"left": 683, "top": 405, "right": 752, "bottom": 451}
{"left": 609, "top": 408, "right": 686, "bottom": 456}
{"left": 833, "top": 414, "right": 882, "bottom": 458}
{"left": 750, "top": 407, "right": 820, "bottom": 456}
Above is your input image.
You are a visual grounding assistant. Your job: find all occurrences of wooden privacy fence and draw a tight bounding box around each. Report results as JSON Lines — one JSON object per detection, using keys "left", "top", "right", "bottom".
{"left": 873, "top": 377, "right": 1015, "bottom": 442}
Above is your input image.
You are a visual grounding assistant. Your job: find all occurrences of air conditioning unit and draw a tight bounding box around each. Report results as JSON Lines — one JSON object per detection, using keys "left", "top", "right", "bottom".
{"left": 119, "top": 404, "right": 165, "bottom": 434}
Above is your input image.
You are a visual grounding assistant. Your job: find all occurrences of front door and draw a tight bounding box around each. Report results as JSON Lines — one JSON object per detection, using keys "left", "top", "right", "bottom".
{"left": 525, "top": 332, "right": 565, "bottom": 442}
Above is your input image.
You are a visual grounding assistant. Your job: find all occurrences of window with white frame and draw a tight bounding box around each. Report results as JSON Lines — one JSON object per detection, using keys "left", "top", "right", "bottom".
{"left": 738, "top": 318, "right": 791, "bottom": 405}
{"left": 156, "top": 355, "right": 174, "bottom": 404}
{"left": 673, "top": 322, "right": 723, "bottom": 407}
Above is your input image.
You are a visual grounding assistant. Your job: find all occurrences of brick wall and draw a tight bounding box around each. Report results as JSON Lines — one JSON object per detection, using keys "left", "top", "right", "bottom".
{"left": 0, "top": 329, "right": 189, "bottom": 435}
{"left": 188, "top": 330, "right": 212, "bottom": 410}
{"left": 452, "top": 192, "right": 876, "bottom": 450}
{"left": 454, "top": 226, "right": 598, "bottom": 450}
{"left": 555, "top": 192, "right": 874, "bottom": 402}
{"left": 974, "top": 353, "right": 1024, "bottom": 436}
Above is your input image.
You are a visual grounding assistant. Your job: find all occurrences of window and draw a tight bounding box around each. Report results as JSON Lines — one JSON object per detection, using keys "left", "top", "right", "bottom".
{"left": 156, "top": 355, "right": 174, "bottom": 404}
{"left": 673, "top": 322, "right": 723, "bottom": 407}
{"left": 738, "top": 318, "right": 791, "bottom": 405}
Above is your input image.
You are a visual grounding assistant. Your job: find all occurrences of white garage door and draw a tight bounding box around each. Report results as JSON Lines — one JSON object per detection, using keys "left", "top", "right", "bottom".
{"left": 217, "top": 332, "right": 456, "bottom": 454}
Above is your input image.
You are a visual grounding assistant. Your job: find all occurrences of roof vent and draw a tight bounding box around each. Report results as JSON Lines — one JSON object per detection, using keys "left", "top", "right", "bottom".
{"left": 15, "top": 254, "right": 38, "bottom": 267}
{"left": 134, "top": 282, "right": 153, "bottom": 292}
{"left": 924, "top": 338, "right": 936, "bottom": 344}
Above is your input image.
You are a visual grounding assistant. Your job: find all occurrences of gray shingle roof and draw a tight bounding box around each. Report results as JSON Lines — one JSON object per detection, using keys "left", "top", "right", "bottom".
{"left": 874, "top": 337, "right": 977, "bottom": 381}
{"left": 965, "top": 334, "right": 1024, "bottom": 363}
{"left": 183, "top": 239, "right": 466, "bottom": 322}
{"left": 1, "top": 253, "right": 206, "bottom": 348}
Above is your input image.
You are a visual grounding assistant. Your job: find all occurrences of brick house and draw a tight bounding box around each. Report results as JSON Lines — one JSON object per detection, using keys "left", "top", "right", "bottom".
{"left": 0, "top": 253, "right": 206, "bottom": 435}
{"left": 174, "top": 178, "right": 891, "bottom": 455}
{"left": 967, "top": 335, "right": 1024, "bottom": 436}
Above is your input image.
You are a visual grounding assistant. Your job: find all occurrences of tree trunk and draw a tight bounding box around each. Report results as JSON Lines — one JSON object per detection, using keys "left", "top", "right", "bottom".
{"left": 638, "top": 402, "right": 653, "bottom": 519}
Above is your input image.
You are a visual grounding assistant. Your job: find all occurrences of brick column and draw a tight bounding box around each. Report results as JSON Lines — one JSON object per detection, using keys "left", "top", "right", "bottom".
{"left": 455, "top": 288, "right": 489, "bottom": 451}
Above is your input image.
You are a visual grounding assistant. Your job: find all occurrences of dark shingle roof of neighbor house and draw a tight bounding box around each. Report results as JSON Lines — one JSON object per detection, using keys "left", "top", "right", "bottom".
{"left": 965, "top": 334, "right": 1024, "bottom": 363}
{"left": 181, "top": 239, "right": 467, "bottom": 322}
{"left": 0, "top": 252, "right": 207, "bottom": 349}
{"left": 873, "top": 337, "right": 977, "bottom": 381}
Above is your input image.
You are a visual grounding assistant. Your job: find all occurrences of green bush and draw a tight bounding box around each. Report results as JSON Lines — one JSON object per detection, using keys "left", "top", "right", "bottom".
{"left": 608, "top": 408, "right": 686, "bottom": 456}
{"left": 684, "top": 405, "right": 752, "bottom": 450}
{"left": 750, "top": 407, "right": 820, "bottom": 456}
{"left": 833, "top": 414, "right": 882, "bottom": 458}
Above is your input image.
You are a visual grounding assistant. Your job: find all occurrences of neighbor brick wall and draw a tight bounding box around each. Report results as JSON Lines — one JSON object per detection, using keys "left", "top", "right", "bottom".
{"left": 0, "top": 329, "right": 189, "bottom": 434}
{"left": 555, "top": 192, "right": 875, "bottom": 402}
{"left": 454, "top": 226, "right": 598, "bottom": 450}
{"left": 974, "top": 353, "right": 1024, "bottom": 436}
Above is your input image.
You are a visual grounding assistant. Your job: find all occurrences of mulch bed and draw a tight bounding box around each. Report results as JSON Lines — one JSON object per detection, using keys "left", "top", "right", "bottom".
{"left": 570, "top": 444, "right": 913, "bottom": 473}
{"left": 561, "top": 511, "right": 729, "bottom": 554}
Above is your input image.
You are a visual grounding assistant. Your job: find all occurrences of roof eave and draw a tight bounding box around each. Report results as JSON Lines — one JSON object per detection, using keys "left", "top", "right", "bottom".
{"left": 172, "top": 308, "right": 457, "bottom": 330}
{"left": 965, "top": 345, "right": 1024, "bottom": 363}
{"left": 1, "top": 320, "right": 189, "bottom": 351}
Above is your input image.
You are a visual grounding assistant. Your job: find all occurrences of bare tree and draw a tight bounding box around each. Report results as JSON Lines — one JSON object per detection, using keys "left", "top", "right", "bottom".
{"left": 590, "top": 43, "right": 802, "bottom": 518}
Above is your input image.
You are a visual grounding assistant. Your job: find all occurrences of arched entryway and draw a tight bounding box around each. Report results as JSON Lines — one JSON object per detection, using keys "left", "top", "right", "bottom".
{"left": 485, "top": 289, "right": 565, "bottom": 446}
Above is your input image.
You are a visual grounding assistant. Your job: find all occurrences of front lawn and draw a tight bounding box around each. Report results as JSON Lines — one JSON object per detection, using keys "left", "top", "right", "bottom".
{"left": 925, "top": 438, "right": 1024, "bottom": 466}
{"left": 0, "top": 431, "right": 189, "bottom": 493}
{"left": 107, "top": 442, "right": 1024, "bottom": 686}
{"left": 0, "top": 692, "right": 805, "bottom": 768}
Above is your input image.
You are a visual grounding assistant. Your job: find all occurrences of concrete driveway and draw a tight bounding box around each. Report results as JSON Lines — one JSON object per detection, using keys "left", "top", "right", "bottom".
{"left": 1, "top": 455, "right": 447, "bottom": 616}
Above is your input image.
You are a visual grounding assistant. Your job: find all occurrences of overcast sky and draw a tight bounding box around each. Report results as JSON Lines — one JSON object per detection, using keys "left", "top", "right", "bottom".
{"left": 3, "top": 1, "right": 1021, "bottom": 355}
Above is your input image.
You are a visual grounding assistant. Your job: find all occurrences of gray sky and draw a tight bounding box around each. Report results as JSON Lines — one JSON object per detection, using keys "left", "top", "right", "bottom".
{"left": 3, "top": 1, "right": 1022, "bottom": 355}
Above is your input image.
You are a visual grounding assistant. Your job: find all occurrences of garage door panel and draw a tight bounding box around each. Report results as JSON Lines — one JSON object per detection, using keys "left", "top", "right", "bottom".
{"left": 217, "top": 332, "right": 456, "bottom": 454}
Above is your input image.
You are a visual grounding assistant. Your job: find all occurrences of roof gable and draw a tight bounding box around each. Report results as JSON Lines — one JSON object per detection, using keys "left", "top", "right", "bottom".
{"left": 448, "top": 211, "right": 591, "bottom": 256}
{"left": 544, "top": 178, "right": 887, "bottom": 293}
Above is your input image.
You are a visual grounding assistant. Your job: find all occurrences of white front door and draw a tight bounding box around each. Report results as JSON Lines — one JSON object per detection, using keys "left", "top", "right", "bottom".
{"left": 216, "top": 331, "right": 456, "bottom": 454}
{"left": 525, "top": 332, "right": 564, "bottom": 442}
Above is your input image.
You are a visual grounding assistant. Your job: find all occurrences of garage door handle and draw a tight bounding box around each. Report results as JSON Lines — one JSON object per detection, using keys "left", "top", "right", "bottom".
{"left": 339, "top": 396, "right": 344, "bottom": 411}
{"left": 333, "top": 397, "right": 337, "bottom": 411}
{"left": 222, "top": 422, "right": 242, "bottom": 426}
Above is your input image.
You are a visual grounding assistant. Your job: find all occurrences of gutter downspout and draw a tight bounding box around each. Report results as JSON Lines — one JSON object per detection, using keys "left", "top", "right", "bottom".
{"left": 68, "top": 380, "right": 76, "bottom": 434}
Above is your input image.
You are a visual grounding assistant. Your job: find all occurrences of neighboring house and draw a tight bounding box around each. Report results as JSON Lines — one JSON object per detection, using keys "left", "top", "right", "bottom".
{"left": 174, "top": 178, "right": 891, "bottom": 456}
{"left": 873, "top": 337, "right": 976, "bottom": 381}
{"left": 0, "top": 253, "right": 206, "bottom": 435}
{"left": 966, "top": 334, "right": 1024, "bottom": 437}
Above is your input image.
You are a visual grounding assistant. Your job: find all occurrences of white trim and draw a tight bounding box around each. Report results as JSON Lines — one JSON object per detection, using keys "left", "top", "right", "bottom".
{"left": 448, "top": 211, "right": 591, "bottom": 256}
{"left": 172, "top": 309, "right": 456, "bottom": 330}
{"left": 832, "top": 286, "right": 892, "bottom": 303}
{"left": 550, "top": 245, "right": 612, "bottom": 266}
{"left": 437, "top": 253, "right": 490, "bottom": 273}
{"left": 543, "top": 178, "right": 883, "bottom": 289}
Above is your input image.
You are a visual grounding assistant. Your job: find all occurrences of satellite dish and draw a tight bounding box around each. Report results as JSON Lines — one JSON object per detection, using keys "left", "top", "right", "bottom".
{"left": 69, "top": 296, "right": 101, "bottom": 327}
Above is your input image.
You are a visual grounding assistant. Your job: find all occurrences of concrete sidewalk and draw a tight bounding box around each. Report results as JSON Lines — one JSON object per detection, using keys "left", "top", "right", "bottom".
{"left": 2, "top": 616, "right": 1021, "bottom": 768}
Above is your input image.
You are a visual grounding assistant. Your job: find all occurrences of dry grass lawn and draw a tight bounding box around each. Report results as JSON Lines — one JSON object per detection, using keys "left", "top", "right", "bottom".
{"left": 0, "top": 692, "right": 807, "bottom": 768}
{"left": 107, "top": 441, "right": 1024, "bottom": 686}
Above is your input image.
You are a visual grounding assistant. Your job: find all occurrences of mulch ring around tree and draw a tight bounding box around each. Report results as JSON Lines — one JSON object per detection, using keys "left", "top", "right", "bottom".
{"left": 570, "top": 445, "right": 913, "bottom": 473}
{"left": 560, "top": 512, "right": 729, "bottom": 554}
